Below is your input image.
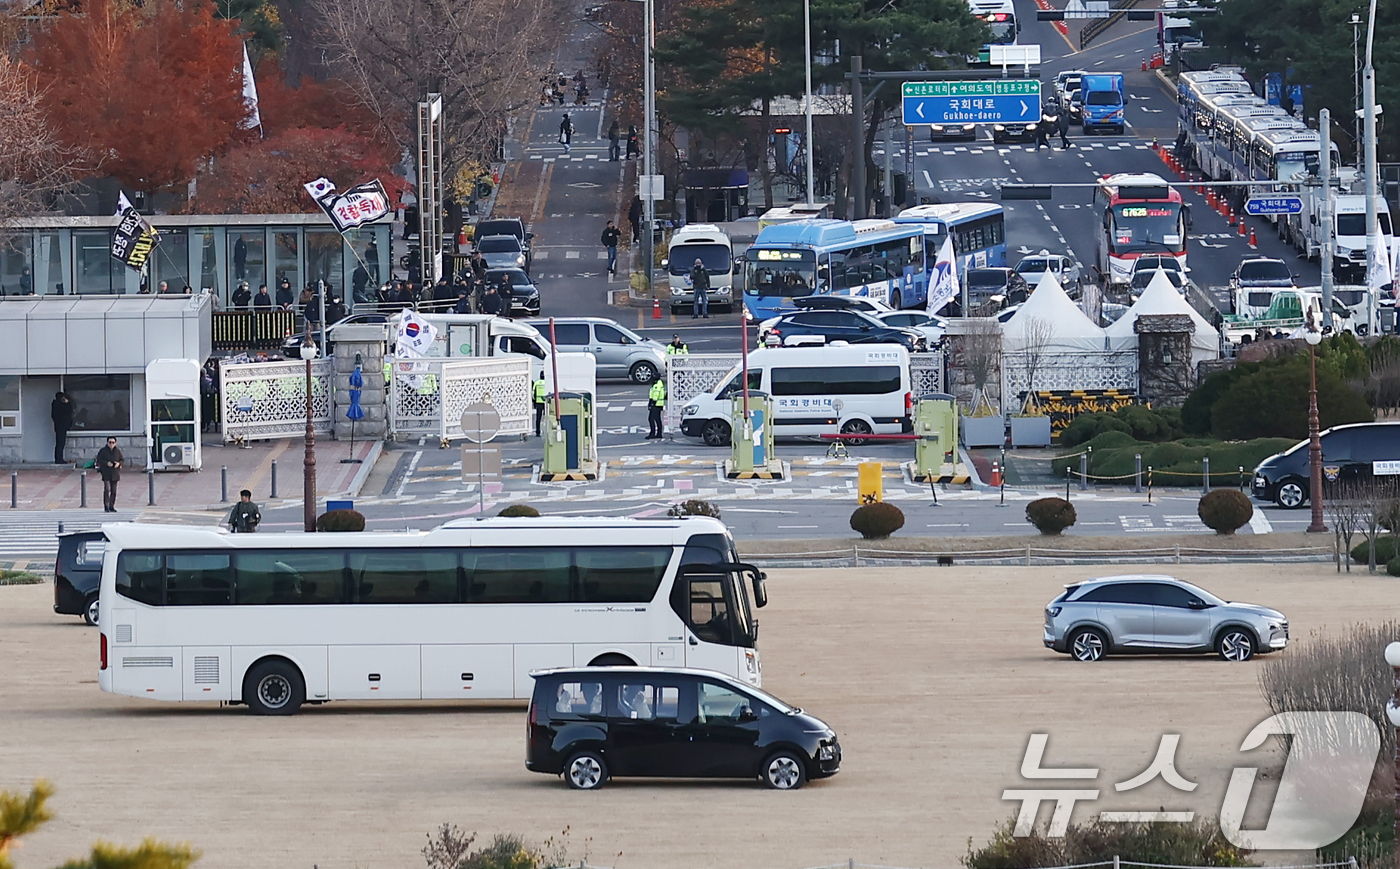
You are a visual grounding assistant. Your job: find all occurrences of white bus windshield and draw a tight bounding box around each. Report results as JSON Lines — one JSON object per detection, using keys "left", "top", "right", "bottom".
{"left": 670, "top": 243, "right": 731, "bottom": 276}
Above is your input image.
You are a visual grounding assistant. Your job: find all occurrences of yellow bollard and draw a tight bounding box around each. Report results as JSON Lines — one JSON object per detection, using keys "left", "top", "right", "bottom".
{"left": 857, "top": 461, "right": 884, "bottom": 504}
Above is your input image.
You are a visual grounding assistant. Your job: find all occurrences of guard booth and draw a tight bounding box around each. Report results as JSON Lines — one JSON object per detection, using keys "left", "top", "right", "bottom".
{"left": 910, "top": 393, "right": 958, "bottom": 483}
{"left": 724, "top": 392, "right": 783, "bottom": 479}
{"left": 542, "top": 392, "right": 598, "bottom": 481}
{"left": 147, "top": 359, "right": 202, "bottom": 471}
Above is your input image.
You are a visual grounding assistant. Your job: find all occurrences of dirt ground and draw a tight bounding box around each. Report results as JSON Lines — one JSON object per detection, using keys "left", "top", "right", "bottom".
{"left": 1, "top": 564, "right": 1395, "bottom": 869}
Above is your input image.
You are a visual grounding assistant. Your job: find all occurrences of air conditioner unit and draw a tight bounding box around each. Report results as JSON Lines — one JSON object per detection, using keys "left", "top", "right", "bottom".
{"left": 162, "top": 443, "right": 196, "bottom": 467}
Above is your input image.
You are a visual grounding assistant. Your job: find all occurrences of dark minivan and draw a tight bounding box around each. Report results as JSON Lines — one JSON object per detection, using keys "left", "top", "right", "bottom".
{"left": 474, "top": 218, "right": 532, "bottom": 269}
{"left": 1252, "top": 421, "right": 1400, "bottom": 508}
{"left": 53, "top": 530, "right": 105, "bottom": 625}
{"left": 527, "top": 667, "right": 841, "bottom": 790}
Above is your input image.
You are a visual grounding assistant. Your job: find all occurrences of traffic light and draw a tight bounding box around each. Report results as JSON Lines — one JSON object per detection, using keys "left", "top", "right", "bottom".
{"left": 475, "top": 180, "right": 493, "bottom": 199}
{"left": 773, "top": 127, "right": 792, "bottom": 135}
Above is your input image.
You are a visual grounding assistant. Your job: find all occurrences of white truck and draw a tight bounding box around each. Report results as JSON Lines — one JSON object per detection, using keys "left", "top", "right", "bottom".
{"left": 1283, "top": 171, "right": 1394, "bottom": 282}
{"left": 1221, "top": 288, "right": 1356, "bottom": 344}
{"left": 390, "top": 312, "right": 552, "bottom": 377}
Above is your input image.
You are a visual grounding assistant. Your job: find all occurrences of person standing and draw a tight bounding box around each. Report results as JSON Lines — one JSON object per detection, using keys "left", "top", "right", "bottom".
{"left": 628, "top": 196, "right": 643, "bottom": 245}
{"left": 228, "top": 490, "right": 261, "bottom": 533}
{"left": 690, "top": 258, "right": 710, "bottom": 319}
{"left": 1034, "top": 119, "right": 1051, "bottom": 150}
{"left": 607, "top": 120, "right": 621, "bottom": 161}
{"left": 480, "top": 285, "right": 505, "bottom": 316}
{"left": 646, "top": 377, "right": 666, "bottom": 439}
{"left": 532, "top": 372, "right": 548, "bottom": 436}
{"left": 276, "top": 277, "right": 294, "bottom": 309}
{"left": 625, "top": 125, "right": 639, "bottom": 159}
{"left": 95, "top": 437, "right": 123, "bottom": 512}
{"left": 252, "top": 284, "right": 272, "bottom": 311}
{"left": 1057, "top": 107, "right": 1071, "bottom": 149}
{"left": 232, "top": 280, "right": 252, "bottom": 309}
{"left": 50, "top": 391, "right": 72, "bottom": 464}
{"left": 601, "top": 221, "right": 621, "bottom": 277}
{"left": 559, "top": 113, "right": 574, "bottom": 155}
{"left": 666, "top": 334, "right": 689, "bottom": 356}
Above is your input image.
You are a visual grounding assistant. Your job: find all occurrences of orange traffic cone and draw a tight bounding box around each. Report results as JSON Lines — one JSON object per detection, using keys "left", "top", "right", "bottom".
{"left": 651, "top": 297, "right": 662, "bottom": 319}
{"left": 1239, "top": 218, "right": 1248, "bottom": 238}
{"left": 1249, "top": 226, "right": 1258, "bottom": 247}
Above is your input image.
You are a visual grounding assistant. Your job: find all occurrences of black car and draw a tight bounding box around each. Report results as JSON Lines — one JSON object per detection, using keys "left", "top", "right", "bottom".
{"left": 930, "top": 122, "right": 977, "bottom": 141}
{"left": 963, "top": 268, "right": 1030, "bottom": 315}
{"left": 474, "top": 217, "right": 533, "bottom": 268}
{"left": 484, "top": 268, "right": 541, "bottom": 317}
{"left": 761, "top": 309, "right": 925, "bottom": 351}
{"left": 1251, "top": 421, "right": 1400, "bottom": 508}
{"left": 527, "top": 667, "right": 841, "bottom": 790}
{"left": 992, "top": 120, "right": 1039, "bottom": 144}
{"left": 53, "top": 530, "right": 105, "bottom": 625}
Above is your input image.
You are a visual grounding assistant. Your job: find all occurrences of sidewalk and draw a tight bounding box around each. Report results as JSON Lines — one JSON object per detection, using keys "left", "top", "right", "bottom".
{"left": 1, "top": 437, "right": 379, "bottom": 514}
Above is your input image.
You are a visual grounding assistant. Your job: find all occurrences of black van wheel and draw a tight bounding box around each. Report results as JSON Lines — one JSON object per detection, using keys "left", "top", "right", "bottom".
{"left": 83, "top": 594, "right": 100, "bottom": 627}
{"left": 565, "top": 751, "right": 608, "bottom": 790}
{"left": 1274, "top": 478, "right": 1307, "bottom": 509}
{"left": 701, "top": 419, "right": 731, "bottom": 447}
{"left": 761, "top": 751, "right": 807, "bottom": 790}
{"left": 243, "top": 659, "right": 305, "bottom": 715}
{"left": 840, "top": 419, "right": 873, "bottom": 446}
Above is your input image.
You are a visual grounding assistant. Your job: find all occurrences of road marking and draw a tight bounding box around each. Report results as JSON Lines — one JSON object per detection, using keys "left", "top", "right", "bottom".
{"left": 1248, "top": 510, "right": 1273, "bottom": 534}
{"left": 778, "top": 525, "right": 819, "bottom": 529}
{"left": 566, "top": 250, "right": 580, "bottom": 259}
{"left": 396, "top": 450, "right": 423, "bottom": 498}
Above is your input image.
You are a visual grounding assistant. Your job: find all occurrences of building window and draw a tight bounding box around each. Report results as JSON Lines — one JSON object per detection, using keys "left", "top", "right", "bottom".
{"left": 0, "top": 376, "right": 17, "bottom": 433}
{"left": 0, "top": 235, "right": 33, "bottom": 296}
{"left": 65, "top": 375, "right": 132, "bottom": 432}
{"left": 75, "top": 231, "right": 118, "bottom": 294}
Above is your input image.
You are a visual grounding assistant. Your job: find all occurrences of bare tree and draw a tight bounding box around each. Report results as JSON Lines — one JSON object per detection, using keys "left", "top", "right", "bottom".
{"left": 1324, "top": 480, "right": 1367, "bottom": 573}
{"left": 0, "top": 53, "right": 80, "bottom": 226}
{"left": 315, "top": 0, "right": 569, "bottom": 193}
{"left": 1357, "top": 478, "right": 1400, "bottom": 573}
{"left": 951, "top": 318, "right": 1001, "bottom": 417}
{"left": 1016, "top": 316, "right": 1056, "bottom": 415}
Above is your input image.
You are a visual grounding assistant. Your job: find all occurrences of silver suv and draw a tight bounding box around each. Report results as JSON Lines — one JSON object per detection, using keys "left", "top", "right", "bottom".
{"left": 521, "top": 317, "right": 667, "bottom": 384}
{"left": 1043, "top": 575, "right": 1288, "bottom": 662}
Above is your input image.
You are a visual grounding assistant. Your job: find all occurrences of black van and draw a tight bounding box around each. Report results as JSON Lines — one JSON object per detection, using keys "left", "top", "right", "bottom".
{"left": 473, "top": 218, "right": 532, "bottom": 269}
{"left": 53, "top": 531, "right": 105, "bottom": 625}
{"left": 527, "top": 667, "right": 840, "bottom": 790}
{"left": 1251, "top": 421, "right": 1400, "bottom": 508}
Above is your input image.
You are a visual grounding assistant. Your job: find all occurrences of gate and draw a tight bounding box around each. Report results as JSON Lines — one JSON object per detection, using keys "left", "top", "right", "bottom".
{"left": 910, "top": 351, "right": 945, "bottom": 396}
{"left": 389, "top": 358, "right": 531, "bottom": 441}
{"left": 220, "top": 358, "right": 333, "bottom": 442}
{"left": 664, "top": 353, "right": 741, "bottom": 430}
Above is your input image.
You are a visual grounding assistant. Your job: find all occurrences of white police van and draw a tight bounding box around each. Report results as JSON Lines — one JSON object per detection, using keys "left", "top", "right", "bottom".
{"left": 678, "top": 345, "right": 912, "bottom": 446}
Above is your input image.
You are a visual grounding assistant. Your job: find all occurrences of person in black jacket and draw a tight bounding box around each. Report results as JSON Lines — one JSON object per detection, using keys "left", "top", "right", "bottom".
{"left": 276, "top": 278, "right": 294, "bottom": 309}
{"left": 601, "top": 220, "right": 621, "bottom": 276}
{"left": 95, "top": 437, "right": 123, "bottom": 512}
{"left": 51, "top": 392, "right": 72, "bottom": 464}
{"left": 252, "top": 284, "right": 273, "bottom": 310}
{"left": 480, "top": 286, "right": 505, "bottom": 316}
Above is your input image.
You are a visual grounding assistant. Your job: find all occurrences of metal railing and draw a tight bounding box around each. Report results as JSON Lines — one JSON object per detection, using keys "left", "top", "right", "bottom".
{"left": 1078, "top": 0, "right": 1144, "bottom": 50}
{"left": 742, "top": 544, "right": 1333, "bottom": 568}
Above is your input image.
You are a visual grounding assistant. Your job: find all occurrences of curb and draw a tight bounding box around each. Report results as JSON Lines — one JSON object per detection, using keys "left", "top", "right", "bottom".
{"left": 961, "top": 446, "right": 991, "bottom": 492}
{"left": 345, "top": 440, "right": 384, "bottom": 498}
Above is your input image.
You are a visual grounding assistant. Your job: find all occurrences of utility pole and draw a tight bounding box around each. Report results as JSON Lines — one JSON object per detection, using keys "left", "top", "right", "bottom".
{"left": 803, "top": 0, "right": 815, "bottom": 206}
{"left": 1363, "top": 0, "right": 1379, "bottom": 297}
{"left": 1320, "top": 108, "right": 1335, "bottom": 330}
{"left": 642, "top": 0, "right": 656, "bottom": 302}
{"left": 851, "top": 55, "right": 865, "bottom": 220}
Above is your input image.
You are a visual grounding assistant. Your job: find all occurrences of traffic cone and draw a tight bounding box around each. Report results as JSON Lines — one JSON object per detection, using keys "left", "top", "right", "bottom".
{"left": 1239, "top": 217, "right": 1248, "bottom": 238}
{"left": 1249, "top": 226, "right": 1258, "bottom": 247}
{"left": 651, "top": 297, "right": 662, "bottom": 319}
{"left": 1206, "top": 190, "right": 1216, "bottom": 209}
{"left": 991, "top": 461, "right": 1003, "bottom": 487}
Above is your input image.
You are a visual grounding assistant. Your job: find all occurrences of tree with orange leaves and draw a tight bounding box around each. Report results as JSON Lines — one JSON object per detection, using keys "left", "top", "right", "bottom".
{"left": 28, "top": 0, "right": 248, "bottom": 194}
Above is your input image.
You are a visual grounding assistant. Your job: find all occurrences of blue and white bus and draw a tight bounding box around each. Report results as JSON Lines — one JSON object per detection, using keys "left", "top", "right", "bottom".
{"left": 893, "top": 202, "right": 1008, "bottom": 277}
{"left": 741, "top": 219, "right": 928, "bottom": 320}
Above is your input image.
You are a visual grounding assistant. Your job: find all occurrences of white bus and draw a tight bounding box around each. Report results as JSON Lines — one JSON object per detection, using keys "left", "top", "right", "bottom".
{"left": 97, "top": 517, "right": 765, "bottom": 714}
{"left": 667, "top": 224, "right": 735, "bottom": 313}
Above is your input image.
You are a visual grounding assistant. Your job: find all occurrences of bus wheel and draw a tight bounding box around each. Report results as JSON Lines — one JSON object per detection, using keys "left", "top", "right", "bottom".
{"left": 890, "top": 289, "right": 902, "bottom": 310}
{"left": 244, "top": 659, "right": 306, "bottom": 715}
{"left": 840, "top": 419, "right": 873, "bottom": 446}
{"left": 701, "top": 419, "right": 731, "bottom": 447}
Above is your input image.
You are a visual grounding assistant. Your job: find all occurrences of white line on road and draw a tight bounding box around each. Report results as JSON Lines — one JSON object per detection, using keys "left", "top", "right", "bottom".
{"left": 778, "top": 525, "right": 819, "bottom": 529}
{"left": 1248, "top": 510, "right": 1273, "bottom": 534}
{"left": 396, "top": 451, "right": 423, "bottom": 498}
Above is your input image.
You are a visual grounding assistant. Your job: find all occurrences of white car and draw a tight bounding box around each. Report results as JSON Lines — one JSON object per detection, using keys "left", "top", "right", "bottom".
{"left": 1129, "top": 256, "right": 1194, "bottom": 298}
{"left": 1015, "top": 250, "right": 1082, "bottom": 294}
{"left": 876, "top": 311, "right": 946, "bottom": 347}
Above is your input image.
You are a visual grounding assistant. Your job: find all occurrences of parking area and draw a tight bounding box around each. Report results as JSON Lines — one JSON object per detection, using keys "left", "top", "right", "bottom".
{"left": 1, "top": 564, "right": 1393, "bottom": 869}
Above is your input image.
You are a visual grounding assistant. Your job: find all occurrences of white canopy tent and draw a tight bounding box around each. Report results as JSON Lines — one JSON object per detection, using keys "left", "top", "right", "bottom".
{"left": 1104, "top": 271, "right": 1220, "bottom": 365}
{"left": 1001, "top": 272, "right": 1107, "bottom": 352}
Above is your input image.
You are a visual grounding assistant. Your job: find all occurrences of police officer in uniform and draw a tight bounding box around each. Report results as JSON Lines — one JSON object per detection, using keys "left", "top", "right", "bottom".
{"left": 646, "top": 377, "right": 666, "bottom": 439}
{"left": 665, "top": 334, "right": 688, "bottom": 356}
{"left": 532, "top": 372, "right": 548, "bottom": 436}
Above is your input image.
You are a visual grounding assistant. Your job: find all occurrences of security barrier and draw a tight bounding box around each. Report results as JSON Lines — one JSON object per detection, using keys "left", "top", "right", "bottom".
{"left": 219, "top": 358, "right": 333, "bottom": 442}
{"left": 212, "top": 310, "right": 297, "bottom": 351}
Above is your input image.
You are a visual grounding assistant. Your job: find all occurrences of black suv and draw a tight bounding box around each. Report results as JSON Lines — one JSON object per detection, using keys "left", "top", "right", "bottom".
{"left": 474, "top": 218, "right": 532, "bottom": 268}
{"left": 963, "top": 268, "right": 1030, "bottom": 314}
{"left": 527, "top": 667, "right": 841, "bottom": 790}
{"left": 761, "top": 309, "right": 925, "bottom": 351}
{"left": 1251, "top": 421, "right": 1400, "bottom": 508}
{"left": 53, "top": 530, "right": 105, "bottom": 625}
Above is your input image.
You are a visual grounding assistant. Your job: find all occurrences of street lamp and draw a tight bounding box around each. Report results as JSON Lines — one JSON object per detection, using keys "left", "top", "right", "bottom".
{"left": 1351, "top": 11, "right": 1362, "bottom": 165}
{"left": 1303, "top": 321, "right": 1326, "bottom": 533}
{"left": 1384, "top": 641, "right": 1400, "bottom": 869}
{"left": 803, "top": 0, "right": 815, "bottom": 205}
{"left": 300, "top": 338, "right": 318, "bottom": 533}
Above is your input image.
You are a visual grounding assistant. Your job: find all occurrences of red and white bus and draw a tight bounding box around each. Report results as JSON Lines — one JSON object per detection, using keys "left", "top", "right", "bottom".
{"left": 1094, "top": 173, "right": 1187, "bottom": 288}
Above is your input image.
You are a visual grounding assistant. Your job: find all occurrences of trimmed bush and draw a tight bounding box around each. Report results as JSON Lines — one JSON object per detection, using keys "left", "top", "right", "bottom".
{"left": 962, "top": 815, "right": 1252, "bottom": 869}
{"left": 315, "top": 509, "right": 365, "bottom": 532}
{"left": 849, "top": 502, "right": 905, "bottom": 539}
{"left": 666, "top": 498, "right": 722, "bottom": 519}
{"left": 1052, "top": 437, "right": 1295, "bottom": 488}
{"left": 1388, "top": 556, "right": 1400, "bottom": 577}
{"left": 1351, "top": 536, "right": 1400, "bottom": 565}
{"left": 1197, "top": 489, "right": 1253, "bottom": 535}
{"left": 498, "top": 504, "right": 540, "bottom": 517}
{"left": 1026, "top": 497, "right": 1076, "bottom": 536}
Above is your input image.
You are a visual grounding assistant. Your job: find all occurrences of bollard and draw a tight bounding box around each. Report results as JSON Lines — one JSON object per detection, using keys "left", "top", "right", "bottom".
{"left": 1202, "top": 456, "right": 1211, "bottom": 494}
{"left": 1065, "top": 465, "right": 1072, "bottom": 502}
{"left": 148, "top": 468, "right": 155, "bottom": 506}
{"left": 58, "top": 521, "right": 64, "bottom": 535}
{"left": 80, "top": 471, "right": 87, "bottom": 508}
{"left": 1147, "top": 466, "right": 1154, "bottom": 504}
{"left": 1134, "top": 453, "right": 1142, "bottom": 493}
{"left": 221, "top": 466, "right": 228, "bottom": 503}
{"left": 1079, "top": 451, "right": 1088, "bottom": 491}
{"left": 270, "top": 460, "right": 278, "bottom": 499}
{"left": 1238, "top": 465, "right": 1246, "bottom": 491}
{"left": 10, "top": 471, "right": 15, "bottom": 508}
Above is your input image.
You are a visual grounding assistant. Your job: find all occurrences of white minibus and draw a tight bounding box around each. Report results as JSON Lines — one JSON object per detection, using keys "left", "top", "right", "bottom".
{"left": 97, "top": 517, "right": 765, "bottom": 714}
{"left": 678, "top": 345, "right": 912, "bottom": 446}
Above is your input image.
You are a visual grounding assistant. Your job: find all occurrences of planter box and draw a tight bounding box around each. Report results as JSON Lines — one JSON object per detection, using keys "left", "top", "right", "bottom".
{"left": 1010, "top": 415, "right": 1052, "bottom": 447}
{"left": 961, "top": 415, "right": 1005, "bottom": 448}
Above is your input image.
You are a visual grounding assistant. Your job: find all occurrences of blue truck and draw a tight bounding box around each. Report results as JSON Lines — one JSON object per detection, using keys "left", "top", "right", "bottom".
{"left": 1080, "top": 72, "right": 1126, "bottom": 134}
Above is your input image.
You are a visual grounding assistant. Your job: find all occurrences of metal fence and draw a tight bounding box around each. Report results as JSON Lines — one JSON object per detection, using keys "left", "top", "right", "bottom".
{"left": 211, "top": 310, "right": 297, "bottom": 350}
{"left": 390, "top": 357, "right": 531, "bottom": 441}
{"left": 219, "top": 358, "right": 333, "bottom": 442}
{"left": 743, "top": 544, "right": 1335, "bottom": 569}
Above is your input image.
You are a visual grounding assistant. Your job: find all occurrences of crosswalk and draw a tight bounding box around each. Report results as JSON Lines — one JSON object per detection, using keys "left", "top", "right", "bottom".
{"left": 0, "top": 510, "right": 135, "bottom": 559}
{"left": 872, "top": 141, "right": 1153, "bottom": 157}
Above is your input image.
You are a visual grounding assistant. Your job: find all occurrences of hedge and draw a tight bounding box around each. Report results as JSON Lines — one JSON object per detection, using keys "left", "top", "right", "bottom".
{"left": 1052, "top": 435, "right": 1296, "bottom": 488}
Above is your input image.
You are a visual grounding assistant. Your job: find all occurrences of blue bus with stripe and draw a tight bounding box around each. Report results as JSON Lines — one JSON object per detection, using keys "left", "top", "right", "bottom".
{"left": 892, "top": 202, "right": 1007, "bottom": 278}
{"left": 740, "top": 219, "right": 928, "bottom": 321}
